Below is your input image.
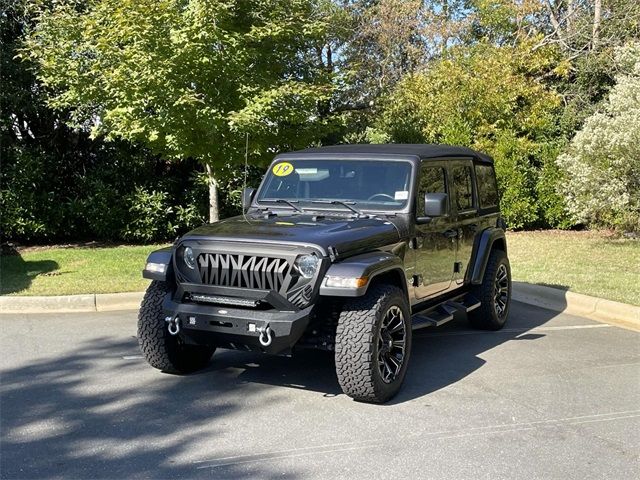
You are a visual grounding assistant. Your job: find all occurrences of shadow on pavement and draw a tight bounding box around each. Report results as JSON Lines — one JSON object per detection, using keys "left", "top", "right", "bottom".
{"left": 0, "top": 336, "right": 300, "bottom": 479}
{"left": 0, "top": 302, "right": 564, "bottom": 478}
{"left": 204, "top": 301, "right": 565, "bottom": 404}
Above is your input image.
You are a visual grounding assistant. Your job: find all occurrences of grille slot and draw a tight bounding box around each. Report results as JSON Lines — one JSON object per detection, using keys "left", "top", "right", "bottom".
{"left": 197, "top": 253, "right": 290, "bottom": 291}
{"left": 288, "top": 284, "right": 314, "bottom": 308}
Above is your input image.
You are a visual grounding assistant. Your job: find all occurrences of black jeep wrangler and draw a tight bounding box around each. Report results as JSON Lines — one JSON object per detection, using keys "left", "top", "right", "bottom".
{"left": 139, "top": 144, "right": 511, "bottom": 403}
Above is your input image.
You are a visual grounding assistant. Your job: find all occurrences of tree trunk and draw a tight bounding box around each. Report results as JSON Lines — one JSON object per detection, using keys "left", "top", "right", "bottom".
{"left": 592, "top": 0, "right": 601, "bottom": 49}
{"left": 205, "top": 163, "right": 219, "bottom": 223}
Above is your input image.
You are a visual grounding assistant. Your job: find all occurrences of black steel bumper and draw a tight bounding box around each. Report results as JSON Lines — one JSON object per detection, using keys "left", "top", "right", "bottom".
{"left": 162, "top": 295, "right": 313, "bottom": 355}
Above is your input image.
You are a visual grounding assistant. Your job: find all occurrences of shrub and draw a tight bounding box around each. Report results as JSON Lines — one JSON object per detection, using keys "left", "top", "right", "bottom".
{"left": 557, "top": 43, "right": 640, "bottom": 233}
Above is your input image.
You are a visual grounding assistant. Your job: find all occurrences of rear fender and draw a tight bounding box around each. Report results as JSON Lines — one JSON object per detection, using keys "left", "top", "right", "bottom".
{"left": 469, "top": 228, "right": 507, "bottom": 285}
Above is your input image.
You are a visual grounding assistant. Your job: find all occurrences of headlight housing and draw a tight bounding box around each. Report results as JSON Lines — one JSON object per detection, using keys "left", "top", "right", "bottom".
{"left": 294, "top": 253, "right": 319, "bottom": 278}
{"left": 183, "top": 246, "right": 196, "bottom": 270}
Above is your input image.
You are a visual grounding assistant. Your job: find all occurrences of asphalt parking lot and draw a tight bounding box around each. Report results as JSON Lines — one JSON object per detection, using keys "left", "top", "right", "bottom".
{"left": 1, "top": 301, "right": 638, "bottom": 479}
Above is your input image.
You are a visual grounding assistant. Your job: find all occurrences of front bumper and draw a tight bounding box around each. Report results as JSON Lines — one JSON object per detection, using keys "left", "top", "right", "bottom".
{"left": 162, "top": 294, "right": 313, "bottom": 355}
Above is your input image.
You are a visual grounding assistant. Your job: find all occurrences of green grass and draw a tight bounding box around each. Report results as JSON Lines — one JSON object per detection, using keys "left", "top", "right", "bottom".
{"left": 1, "top": 244, "right": 167, "bottom": 296}
{"left": 2, "top": 231, "right": 639, "bottom": 305}
{"left": 507, "top": 231, "right": 640, "bottom": 306}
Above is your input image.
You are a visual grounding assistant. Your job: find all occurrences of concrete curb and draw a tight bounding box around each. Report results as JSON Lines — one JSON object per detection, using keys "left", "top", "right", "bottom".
{"left": 1, "top": 284, "right": 638, "bottom": 331}
{"left": 0, "top": 291, "right": 144, "bottom": 314}
{"left": 511, "top": 282, "right": 640, "bottom": 331}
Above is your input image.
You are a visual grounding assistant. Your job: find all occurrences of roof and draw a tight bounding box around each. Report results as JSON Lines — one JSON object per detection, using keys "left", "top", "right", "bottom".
{"left": 281, "top": 144, "right": 493, "bottom": 164}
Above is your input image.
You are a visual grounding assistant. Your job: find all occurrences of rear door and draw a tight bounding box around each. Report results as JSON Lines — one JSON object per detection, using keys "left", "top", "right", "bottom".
{"left": 413, "top": 162, "right": 457, "bottom": 299}
{"left": 449, "top": 160, "right": 478, "bottom": 285}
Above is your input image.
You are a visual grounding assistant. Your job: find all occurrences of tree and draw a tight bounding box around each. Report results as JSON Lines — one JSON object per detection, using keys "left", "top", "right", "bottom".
{"left": 25, "top": 0, "right": 336, "bottom": 222}
{"left": 370, "top": 41, "right": 564, "bottom": 228}
{"left": 556, "top": 42, "right": 640, "bottom": 232}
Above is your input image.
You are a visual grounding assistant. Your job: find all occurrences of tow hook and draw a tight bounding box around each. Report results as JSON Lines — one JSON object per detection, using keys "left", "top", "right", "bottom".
{"left": 165, "top": 315, "right": 180, "bottom": 336}
{"left": 256, "top": 323, "right": 273, "bottom": 347}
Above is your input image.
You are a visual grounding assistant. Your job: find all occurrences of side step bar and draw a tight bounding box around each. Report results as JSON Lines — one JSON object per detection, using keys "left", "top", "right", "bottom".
{"left": 411, "top": 295, "right": 481, "bottom": 330}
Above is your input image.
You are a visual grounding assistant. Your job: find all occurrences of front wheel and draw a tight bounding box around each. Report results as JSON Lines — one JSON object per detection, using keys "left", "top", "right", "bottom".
{"left": 335, "top": 284, "right": 412, "bottom": 403}
{"left": 137, "top": 281, "right": 215, "bottom": 374}
{"left": 469, "top": 249, "right": 512, "bottom": 330}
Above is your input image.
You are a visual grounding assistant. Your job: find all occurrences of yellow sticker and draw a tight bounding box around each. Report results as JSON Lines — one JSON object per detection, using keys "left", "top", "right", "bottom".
{"left": 272, "top": 162, "right": 294, "bottom": 177}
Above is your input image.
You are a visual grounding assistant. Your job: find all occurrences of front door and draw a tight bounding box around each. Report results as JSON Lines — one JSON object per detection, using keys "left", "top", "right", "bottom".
{"left": 414, "top": 163, "right": 457, "bottom": 299}
{"left": 449, "top": 161, "right": 478, "bottom": 284}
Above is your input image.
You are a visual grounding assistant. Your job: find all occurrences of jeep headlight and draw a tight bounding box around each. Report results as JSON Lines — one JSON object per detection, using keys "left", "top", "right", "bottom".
{"left": 183, "top": 246, "right": 196, "bottom": 270}
{"left": 295, "top": 254, "right": 319, "bottom": 278}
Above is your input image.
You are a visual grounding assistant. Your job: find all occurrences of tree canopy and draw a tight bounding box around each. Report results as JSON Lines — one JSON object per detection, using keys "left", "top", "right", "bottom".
{"left": 25, "top": 0, "right": 338, "bottom": 220}
{"left": 3, "top": 0, "right": 639, "bottom": 239}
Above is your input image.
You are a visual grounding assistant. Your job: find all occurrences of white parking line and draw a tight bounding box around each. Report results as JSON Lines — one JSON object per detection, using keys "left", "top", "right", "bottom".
{"left": 195, "top": 409, "right": 640, "bottom": 469}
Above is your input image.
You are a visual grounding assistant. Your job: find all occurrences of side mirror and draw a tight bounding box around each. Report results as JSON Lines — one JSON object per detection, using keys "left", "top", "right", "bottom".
{"left": 242, "top": 187, "right": 256, "bottom": 211}
{"left": 424, "top": 192, "right": 448, "bottom": 217}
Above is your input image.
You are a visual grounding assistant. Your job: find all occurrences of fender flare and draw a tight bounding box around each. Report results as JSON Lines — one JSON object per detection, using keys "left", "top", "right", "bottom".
{"left": 319, "top": 251, "right": 408, "bottom": 297}
{"left": 469, "top": 228, "right": 507, "bottom": 285}
{"left": 142, "top": 247, "right": 174, "bottom": 281}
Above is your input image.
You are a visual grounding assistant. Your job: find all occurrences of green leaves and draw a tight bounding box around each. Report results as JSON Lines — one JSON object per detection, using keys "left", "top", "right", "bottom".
{"left": 557, "top": 42, "right": 640, "bottom": 232}
{"left": 25, "top": 0, "right": 334, "bottom": 166}
{"left": 374, "top": 42, "right": 562, "bottom": 228}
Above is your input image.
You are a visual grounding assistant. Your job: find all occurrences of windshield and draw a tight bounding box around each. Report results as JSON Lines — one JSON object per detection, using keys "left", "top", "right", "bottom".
{"left": 257, "top": 159, "right": 413, "bottom": 211}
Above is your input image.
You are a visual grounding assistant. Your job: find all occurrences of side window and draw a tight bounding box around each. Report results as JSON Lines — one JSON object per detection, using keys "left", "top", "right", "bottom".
{"left": 475, "top": 164, "right": 499, "bottom": 209}
{"left": 452, "top": 165, "right": 475, "bottom": 211}
{"left": 417, "top": 165, "right": 447, "bottom": 216}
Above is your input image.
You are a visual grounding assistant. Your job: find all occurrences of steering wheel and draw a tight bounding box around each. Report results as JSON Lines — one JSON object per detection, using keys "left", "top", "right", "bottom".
{"left": 367, "top": 193, "right": 395, "bottom": 202}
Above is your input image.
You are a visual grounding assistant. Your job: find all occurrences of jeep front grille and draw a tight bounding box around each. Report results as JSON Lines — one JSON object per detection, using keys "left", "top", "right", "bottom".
{"left": 197, "top": 253, "right": 291, "bottom": 291}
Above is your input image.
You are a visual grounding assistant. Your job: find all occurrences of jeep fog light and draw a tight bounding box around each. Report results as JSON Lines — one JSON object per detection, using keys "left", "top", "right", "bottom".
{"left": 325, "top": 276, "right": 368, "bottom": 288}
{"left": 295, "top": 254, "right": 319, "bottom": 278}
{"left": 183, "top": 246, "right": 196, "bottom": 270}
{"left": 145, "top": 262, "right": 166, "bottom": 274}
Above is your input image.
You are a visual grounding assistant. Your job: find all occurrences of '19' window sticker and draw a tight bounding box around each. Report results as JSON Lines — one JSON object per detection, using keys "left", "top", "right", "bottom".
{"left": 272, "top": 162, "right": 294, "bottom": 177}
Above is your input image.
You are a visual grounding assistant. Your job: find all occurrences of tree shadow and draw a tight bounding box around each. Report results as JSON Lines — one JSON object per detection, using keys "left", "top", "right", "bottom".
{"left": 0, "top": 301, "right": 566, "bottom": 477}
{"left": 0, "top": 251, "right": 59, "bottom": 295}
{"left": 0, "top": 336, "right": 301, "bottom": 479}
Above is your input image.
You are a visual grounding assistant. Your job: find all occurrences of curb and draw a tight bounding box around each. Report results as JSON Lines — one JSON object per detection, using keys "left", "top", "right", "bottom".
{"left": 1, "top": 284, "right": 638, "bottom": 331}
{"left": 0, "top": 291, "right": 144, "bottom": 314}
{"left": 511, "top": 282, "right": 640, "bottom": 332}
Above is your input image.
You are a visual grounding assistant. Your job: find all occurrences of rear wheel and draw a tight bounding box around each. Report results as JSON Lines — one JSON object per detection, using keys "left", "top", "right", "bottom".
{"left": 137, "top": 281, "right": 215, "bottom": 373}
{"left": 335, "top": 284, "right": 412, "bottom": 403}
{"left": 469, "top": 249, "right": 511, "bottom": 330}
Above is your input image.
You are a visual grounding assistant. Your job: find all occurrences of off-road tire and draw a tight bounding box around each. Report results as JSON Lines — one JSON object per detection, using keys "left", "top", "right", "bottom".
{"left": 137, "top": 281, "right": 215, "bottom": 374}
{"left": 469, "top": 249, "right": 511, "bottom": 330}
{"left": 335, "top": 284, "right": 412, "bottom": 403}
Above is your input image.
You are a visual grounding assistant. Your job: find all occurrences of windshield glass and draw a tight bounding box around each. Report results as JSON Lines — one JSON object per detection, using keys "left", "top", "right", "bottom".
{"left": 257, "top": 159, "right": 413, "bottom": 211}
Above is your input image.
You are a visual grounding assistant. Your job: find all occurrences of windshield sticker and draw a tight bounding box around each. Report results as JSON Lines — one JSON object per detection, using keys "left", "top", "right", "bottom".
{"left": 295, "top": 168, "right": 318, "bottom": 175}
{"left": 394, "top": 190, "right": 409, "bottom": 200}
{"left": 272, "top": 162, "right": 294, "bottom": 177}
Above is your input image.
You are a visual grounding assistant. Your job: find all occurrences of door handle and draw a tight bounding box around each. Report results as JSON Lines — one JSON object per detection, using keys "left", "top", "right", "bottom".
{"left": 443, "top": 229, "right": 458, "bottom": 239}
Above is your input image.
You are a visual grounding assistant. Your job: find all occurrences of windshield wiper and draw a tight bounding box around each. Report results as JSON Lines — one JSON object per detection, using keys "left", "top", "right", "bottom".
{"left": 262, "top": 198, "right": 305, "bottom": 213}
{"left": 312, "top": 200, "right": 364, "bottom": 217}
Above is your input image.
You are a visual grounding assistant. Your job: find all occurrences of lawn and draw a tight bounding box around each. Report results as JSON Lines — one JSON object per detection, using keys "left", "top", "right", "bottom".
{"left": 1, "top": 244, "right": 167, "bottom": 296}
{"left": 2, "top": 231, "right": 638, "bottom": 305}
{"left": 506, "top": 230, "right": 639, "bottom": 306}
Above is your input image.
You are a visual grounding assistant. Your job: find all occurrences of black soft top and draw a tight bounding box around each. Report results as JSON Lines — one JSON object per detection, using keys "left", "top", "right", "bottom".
{"left": 280, "top": 144, "right": 493, "bottom": 164}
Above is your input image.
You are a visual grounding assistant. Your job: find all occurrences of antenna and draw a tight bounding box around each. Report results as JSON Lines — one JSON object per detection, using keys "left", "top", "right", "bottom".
{"left": 242, "top": 132, "right": 250, "bottom": 224}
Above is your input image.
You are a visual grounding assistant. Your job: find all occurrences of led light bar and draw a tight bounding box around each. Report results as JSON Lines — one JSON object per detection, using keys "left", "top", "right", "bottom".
{"left": 189, "top": 293, "right": 259, "bottom": 307}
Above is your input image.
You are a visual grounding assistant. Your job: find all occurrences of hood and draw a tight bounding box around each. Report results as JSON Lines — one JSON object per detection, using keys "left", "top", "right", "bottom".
{"left": 181, "top": 213, "right": 405, "bottom": 257}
